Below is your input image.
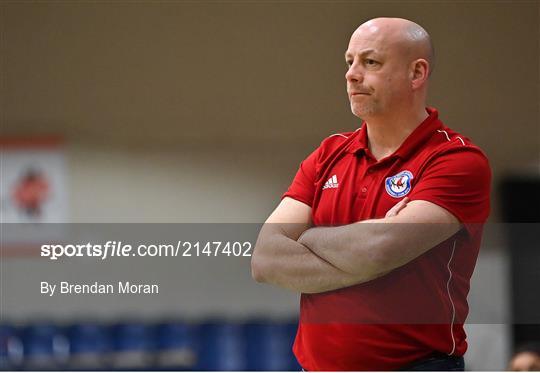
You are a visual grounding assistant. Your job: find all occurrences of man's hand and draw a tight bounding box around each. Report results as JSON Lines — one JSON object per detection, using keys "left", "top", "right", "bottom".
{"left": 385, "top": 197, "right": 409, "bottom": 218}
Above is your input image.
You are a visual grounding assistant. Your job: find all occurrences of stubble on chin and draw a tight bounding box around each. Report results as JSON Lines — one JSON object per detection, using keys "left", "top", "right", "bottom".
{"left": 351, "top": 102, "right": 376, "bottom": 118}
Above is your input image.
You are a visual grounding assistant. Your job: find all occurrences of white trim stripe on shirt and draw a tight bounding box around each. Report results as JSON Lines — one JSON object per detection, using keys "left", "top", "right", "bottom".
{"left": 446, "top": 239, "right": 457, "bottom": 355}
{"left": 437, "top": 129, "right": 466, "bottom": 146}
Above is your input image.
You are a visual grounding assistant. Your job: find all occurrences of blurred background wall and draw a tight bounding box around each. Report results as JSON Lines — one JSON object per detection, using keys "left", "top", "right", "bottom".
{"left": 2, "top": 1, "right": 538, "bottom": 223}
{"left": 1, "top": 1, "right": 539, "bottom": 370}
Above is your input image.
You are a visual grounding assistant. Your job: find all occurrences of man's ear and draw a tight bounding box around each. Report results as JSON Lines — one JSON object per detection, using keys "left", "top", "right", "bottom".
{"left": 410, "top": 58, "right": 429, "bottom": 90}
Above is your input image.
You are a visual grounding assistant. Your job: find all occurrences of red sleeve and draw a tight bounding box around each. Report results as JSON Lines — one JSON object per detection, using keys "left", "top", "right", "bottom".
{"left": 282, "top": 148, "right": 319, "bottom": 207}
{"left": 408, "top": 147, "right": 491, "bottom": 229}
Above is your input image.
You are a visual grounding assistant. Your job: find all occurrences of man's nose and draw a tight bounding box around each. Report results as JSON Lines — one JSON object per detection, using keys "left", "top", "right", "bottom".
{"left": 345, "top": 63, "right": 363, "bottom": 83}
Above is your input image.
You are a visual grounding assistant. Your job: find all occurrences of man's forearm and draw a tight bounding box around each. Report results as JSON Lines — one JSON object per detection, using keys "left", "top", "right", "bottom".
{"left": 298, "top": 221, "right": 393, "bottom": 282}
{"left": 298, "top": 209, "right": 460, "bottom": 282}
{"left": 251, "top": 225, "right": 364, "bottom": 293}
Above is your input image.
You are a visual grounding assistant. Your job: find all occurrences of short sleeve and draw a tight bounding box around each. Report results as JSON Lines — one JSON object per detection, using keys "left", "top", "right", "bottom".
{"left": 282, "top": 148, "right": 319, "bottom": 207}
{"left": 408, "top": 147, "right": 491, "bottom": 227}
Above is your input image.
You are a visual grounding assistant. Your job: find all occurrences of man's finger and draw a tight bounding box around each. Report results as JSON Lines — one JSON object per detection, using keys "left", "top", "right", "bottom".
{"left": 385, "top": 197, "right": 409, "bottom": 217}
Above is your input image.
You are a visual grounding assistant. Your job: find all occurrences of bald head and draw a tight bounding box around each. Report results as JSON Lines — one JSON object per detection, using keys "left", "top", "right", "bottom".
{"left": 345, "top": 18, "right": 435, "bottom": 119}
{"left": 353, "top": 18, "right": 435, "bottom": 76}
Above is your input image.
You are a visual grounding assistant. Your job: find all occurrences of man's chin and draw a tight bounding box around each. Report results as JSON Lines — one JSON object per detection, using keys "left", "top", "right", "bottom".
{"left": 351, "top": 104, "right": 373, "bottom": 119}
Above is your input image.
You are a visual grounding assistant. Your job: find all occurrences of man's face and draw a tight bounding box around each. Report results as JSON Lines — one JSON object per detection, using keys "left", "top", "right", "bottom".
{"left": 345, "top": 25, "right": 411, "bottom": 119}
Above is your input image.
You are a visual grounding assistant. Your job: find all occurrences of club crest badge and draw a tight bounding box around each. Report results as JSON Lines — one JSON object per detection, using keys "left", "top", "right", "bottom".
{"left": 385, "top": 170, "right": 413, "bottom": 198}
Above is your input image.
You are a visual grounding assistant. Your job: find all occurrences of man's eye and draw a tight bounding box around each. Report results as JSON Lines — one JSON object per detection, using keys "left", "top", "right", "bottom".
{"left": 365, "top": 59, "right": 378, "bottom": 66}
{"left": 346, "top": 60, "right": 353, "bottom": 67}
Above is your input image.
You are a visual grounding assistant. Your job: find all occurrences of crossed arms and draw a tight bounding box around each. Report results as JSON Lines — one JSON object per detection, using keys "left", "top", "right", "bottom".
{"left": 251, "top": 197, "right": 461, "bottom": 294}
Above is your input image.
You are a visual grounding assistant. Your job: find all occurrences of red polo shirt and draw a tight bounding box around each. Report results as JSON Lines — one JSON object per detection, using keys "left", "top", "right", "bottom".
{"left": 283, "top": 108, "right": 491, "bottom": 370}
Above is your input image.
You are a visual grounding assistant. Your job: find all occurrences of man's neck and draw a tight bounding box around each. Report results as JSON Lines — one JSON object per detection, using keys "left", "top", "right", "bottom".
{"left": 364, "top": 108, "right": 429, "bottom": 161}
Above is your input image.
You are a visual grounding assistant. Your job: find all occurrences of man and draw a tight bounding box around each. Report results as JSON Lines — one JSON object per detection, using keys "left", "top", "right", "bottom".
{"left": 251, "top": 17, "right": 491, "bottom": 371}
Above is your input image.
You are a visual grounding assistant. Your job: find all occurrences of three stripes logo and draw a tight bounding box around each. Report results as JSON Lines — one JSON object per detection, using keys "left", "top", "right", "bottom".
{"left": 322, "top": 175, "right": 339, "bottom": 190}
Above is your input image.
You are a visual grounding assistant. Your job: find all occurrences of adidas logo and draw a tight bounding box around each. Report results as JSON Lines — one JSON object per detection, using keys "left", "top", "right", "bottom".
{"left": 322, "top": 175, "right": 339, "bottom": 190}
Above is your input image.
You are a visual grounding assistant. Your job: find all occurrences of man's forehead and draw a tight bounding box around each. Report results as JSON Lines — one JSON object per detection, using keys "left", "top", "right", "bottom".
{"left": 345, "top": 34, "right": 391, "bottom": 57}
{"left": 346, "top": 23, "right": 410, "bottom": 57}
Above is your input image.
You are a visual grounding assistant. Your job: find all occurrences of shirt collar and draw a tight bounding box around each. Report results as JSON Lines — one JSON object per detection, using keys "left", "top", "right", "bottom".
{"left": 346, "top": 124, "right": 369, "bottom": 154}
{"left": 346, "top": 107, "right": 442, "bottom": 159}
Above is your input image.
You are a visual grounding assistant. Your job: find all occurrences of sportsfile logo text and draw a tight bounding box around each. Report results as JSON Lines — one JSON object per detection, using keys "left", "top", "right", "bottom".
{"left": 41, "top": 240, "right": 253, "bottom": 260}
{"left": 42, "top": 241, "right": 136, "bottom": 260}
